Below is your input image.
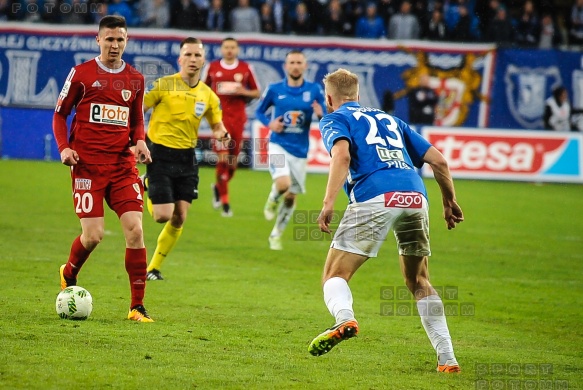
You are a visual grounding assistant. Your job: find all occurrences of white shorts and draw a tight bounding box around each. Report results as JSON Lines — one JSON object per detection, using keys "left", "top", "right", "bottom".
{"left": 331, "top": 192, "right": 431, "bottom": 258}
{"left": 268, "top": 142, "right": 307, "bottom": 194}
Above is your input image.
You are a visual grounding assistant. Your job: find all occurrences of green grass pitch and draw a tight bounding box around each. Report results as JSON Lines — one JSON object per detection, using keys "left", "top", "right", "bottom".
{"left": 0, "top": 159, "right": 581, "bottom": 389}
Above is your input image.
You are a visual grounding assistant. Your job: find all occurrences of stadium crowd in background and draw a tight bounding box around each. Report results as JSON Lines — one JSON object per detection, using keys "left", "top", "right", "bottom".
{"left": 1, "top": 0, "right": 579, "bottom": 48}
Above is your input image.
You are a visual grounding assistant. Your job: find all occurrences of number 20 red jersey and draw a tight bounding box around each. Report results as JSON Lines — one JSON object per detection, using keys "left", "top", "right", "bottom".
{"left": 54, "top": 58, "right": 145, "bottom": 165}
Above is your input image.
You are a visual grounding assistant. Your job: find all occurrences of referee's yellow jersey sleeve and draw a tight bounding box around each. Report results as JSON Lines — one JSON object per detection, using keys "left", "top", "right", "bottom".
{"left": 143, "top": 78, "right": 162, "bottom": 109}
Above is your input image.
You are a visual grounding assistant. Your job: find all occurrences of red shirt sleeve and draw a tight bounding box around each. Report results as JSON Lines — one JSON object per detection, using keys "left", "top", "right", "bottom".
{"left": 204, "top": 63, "right": 212, "bottom": 86}
{"left": 129, "top": 77, "right": 145, "bottom": 145}
{"left": 246, "top": 63, "right": 260, "bottom": 91}
{"left": 52, "top": 113, "right": 69, "bottom": 153}
{"left": 53, "top": 68, "right": 83, "bottom": 153}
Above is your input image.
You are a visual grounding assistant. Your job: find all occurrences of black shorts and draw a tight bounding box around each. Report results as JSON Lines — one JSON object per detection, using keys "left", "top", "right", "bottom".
{"left": 146, "top": 138, "right": 199, "bottom": 204}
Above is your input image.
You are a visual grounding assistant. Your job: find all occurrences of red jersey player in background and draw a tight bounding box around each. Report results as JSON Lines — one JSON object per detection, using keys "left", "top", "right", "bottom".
{"left": 53, "top": 15, "right": 155, "bottom": 322}
{"left": 204, "top": 37, "right": 260, "bottom": 217}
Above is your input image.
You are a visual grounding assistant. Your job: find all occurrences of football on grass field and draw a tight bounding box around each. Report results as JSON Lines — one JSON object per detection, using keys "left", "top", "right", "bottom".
{"left": 56, "top": 286, "right": 93, "bottom": 320}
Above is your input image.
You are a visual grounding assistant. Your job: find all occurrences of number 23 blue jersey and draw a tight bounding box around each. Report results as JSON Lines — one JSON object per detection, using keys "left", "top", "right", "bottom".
{"left": 320, "top": 102, "right": 432, "bottom": 203}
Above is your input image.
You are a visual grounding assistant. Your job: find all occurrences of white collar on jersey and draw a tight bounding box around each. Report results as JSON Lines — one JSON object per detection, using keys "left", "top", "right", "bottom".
{"left": 219, "top": 59, "right": 240, "bottom": 70}
{"left": 95, "top": 56, "right": 127, "bottom": 74}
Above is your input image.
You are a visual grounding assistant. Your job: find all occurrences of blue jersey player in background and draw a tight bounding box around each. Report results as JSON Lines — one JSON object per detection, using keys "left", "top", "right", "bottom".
{"left": 255, "top": 50, "right": 325, "bottom": 251}
{"left": 308, "top": 68, "right": 464, "bottom": 374}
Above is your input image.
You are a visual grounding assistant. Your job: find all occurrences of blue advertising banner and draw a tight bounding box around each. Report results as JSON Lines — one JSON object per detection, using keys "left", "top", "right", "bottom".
{"left": 0, "top": 23, "right": 496, "bottom": 160}
{"left": 490, "top": 48, "right": 583, "bottom": 130}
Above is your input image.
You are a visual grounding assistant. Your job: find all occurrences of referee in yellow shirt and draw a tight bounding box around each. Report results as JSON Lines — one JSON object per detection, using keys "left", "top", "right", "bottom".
{"left": 144, "top": 37, "right": 230, "bottom": 280}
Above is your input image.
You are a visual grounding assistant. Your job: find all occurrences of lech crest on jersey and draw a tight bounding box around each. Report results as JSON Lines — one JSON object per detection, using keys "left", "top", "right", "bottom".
{"left": 122, "top": 89, "right": 132, "bottom": 102}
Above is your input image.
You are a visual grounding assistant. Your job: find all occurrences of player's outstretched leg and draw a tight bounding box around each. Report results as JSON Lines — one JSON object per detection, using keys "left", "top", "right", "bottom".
{"left": 308, "top": 320, "right": 359, "bottom": 356}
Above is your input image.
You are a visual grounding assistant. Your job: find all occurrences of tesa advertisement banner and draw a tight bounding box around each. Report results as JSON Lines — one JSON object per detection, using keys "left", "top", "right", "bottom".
{"left": 422, "top": 127, "right": 583, "bottom": 183}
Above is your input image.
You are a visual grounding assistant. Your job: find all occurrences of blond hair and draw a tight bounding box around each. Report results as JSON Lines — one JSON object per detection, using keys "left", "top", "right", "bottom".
{"left": 323, "top": 68, "right": 359, "bottom": 101}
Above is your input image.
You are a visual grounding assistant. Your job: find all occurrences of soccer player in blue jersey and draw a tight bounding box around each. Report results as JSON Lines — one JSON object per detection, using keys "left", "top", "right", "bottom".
{"left": 308, "top": 68, "right": 464, "bottom": 373}
{"left": 255, "top": 50, "right": 326, "bottom": 250}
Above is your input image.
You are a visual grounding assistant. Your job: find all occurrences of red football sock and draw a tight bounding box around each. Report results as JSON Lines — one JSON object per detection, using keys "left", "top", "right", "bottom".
{"left": 216, "top": 161, "right": 229, "bottom": 204}
{"left": 125, "top": 248, "right": 147, "bottom": 308}
{"left": 227, "top": 166, "right": 236, "bottom": 181}
{"left": 220, "top": 166, "right": 237, "bottom": 204}
{"left": 64, "top": 236, "right": 92, "bottom": 279}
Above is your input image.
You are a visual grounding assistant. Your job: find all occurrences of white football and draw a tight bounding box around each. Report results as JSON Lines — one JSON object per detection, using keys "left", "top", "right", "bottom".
{"left": 56, "top": 286, "right": 93, "bottom": 320}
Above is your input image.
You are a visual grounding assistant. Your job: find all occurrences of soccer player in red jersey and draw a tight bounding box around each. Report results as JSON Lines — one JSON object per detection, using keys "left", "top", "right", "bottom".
{"left": 204, "top": 37, "right": 260, "bottom": 216}
{"left": 53, "top": 15, "right": 154, "bottom": 322}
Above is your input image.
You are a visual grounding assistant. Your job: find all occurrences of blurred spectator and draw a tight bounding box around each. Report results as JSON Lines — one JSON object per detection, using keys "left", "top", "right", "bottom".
{"left": 412, "top": 0, "right": 429, "bottom": 37}
{"left": 424, "top": 9, "right": 447, "bottom": 40}
{"left": 570, "top": 0, "right": 583, "bottom": 45}
{"left": 41, "top": 0, "right": 62, "bottom": 23}
{"left": 515, "top": 0, "right": 539, "bottom": 47}
{"left": 449, "top": 4, "right": 479, "bottom": 42}
{"left": 289, "top": 2, "right": 315, "bottom": 35}
{"left": 270, "top": 0, "right": 290, "bottom": 34}
{"left": 322, "top": 0, "right": 350, "bottom": 36}
{"left": 355, "top": 2, "right": 386, "bottom": 39}
{"left": 303, "top": 0, "right": 324, "bottom": 33}
{"left": 388, "top": 0, "right": 420, "bottom": 40}
{"left": 22, "top": 0, "right": 43, "bottom": 22}
{"left": 539, "top": 13, "right": 562, "bottom": 49}
{"left": 0, "top": 0, "right": 9, "bottom": 21}
{"left": 485, "top": 4, "right": 514, "bottom": 46}
{"left": 107, "top": 0, "right": 137, "bottom": 26}
{"left": 543, "top": 86, "right": 571, "bottom": 131}
{"left": 342, "top": 0, "right": 364, "bottom": 36}
{"left": 206, "top": 0, "right": 226, "bottom": 31}
{"left": 476, "top": 0, "right": 499, "bottom": 38}
{"left": 138, "top": 0, "right": 170, "bottom": 28}
{"left": 192, "top": 0, "right": 209, "bottom": 25}
{"left": 377, "top": 0, "right": 398, "bottom": 26}
{"left": 259, "top": 2, "right": 275, "bottom": 33}
{"left": 90, "top": 1, "right": 108, "bottom": 23}
{"left": 61, "top": 0, "right": 93, "bottom": 24}
{"left": 230, "top": 0, "right": 260, "bottom": 32}
{"left": 407, "top": 72, "right": 438, "bottom": 125}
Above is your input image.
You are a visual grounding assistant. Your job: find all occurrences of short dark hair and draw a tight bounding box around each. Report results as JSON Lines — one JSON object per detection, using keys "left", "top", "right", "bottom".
{"left": 286, "top": 49, "right": 304, "bottom": 58}
{"left": 222, "top": 37, "right": 238, "bottom": 44}
{"left": 180, "top": 37, "right": 203, "bottom": 49}
{"left": 98, "top": 15, "right": 127, "bottom": 31}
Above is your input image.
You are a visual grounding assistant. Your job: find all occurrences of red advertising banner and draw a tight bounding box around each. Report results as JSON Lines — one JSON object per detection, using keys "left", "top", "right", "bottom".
{"left": 422, "top": 127, "right": 583, "bottom": 183}
{"left": 251, "top": 120, "right": 330, "bottom": 173}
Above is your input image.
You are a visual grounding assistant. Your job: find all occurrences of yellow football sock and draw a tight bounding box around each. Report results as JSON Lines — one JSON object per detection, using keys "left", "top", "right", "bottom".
{"left": 147, "top": 222, "right": 183, "bottom": 272}
{"left": 146, "top": 195, "right": 153, "bottom": 216}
